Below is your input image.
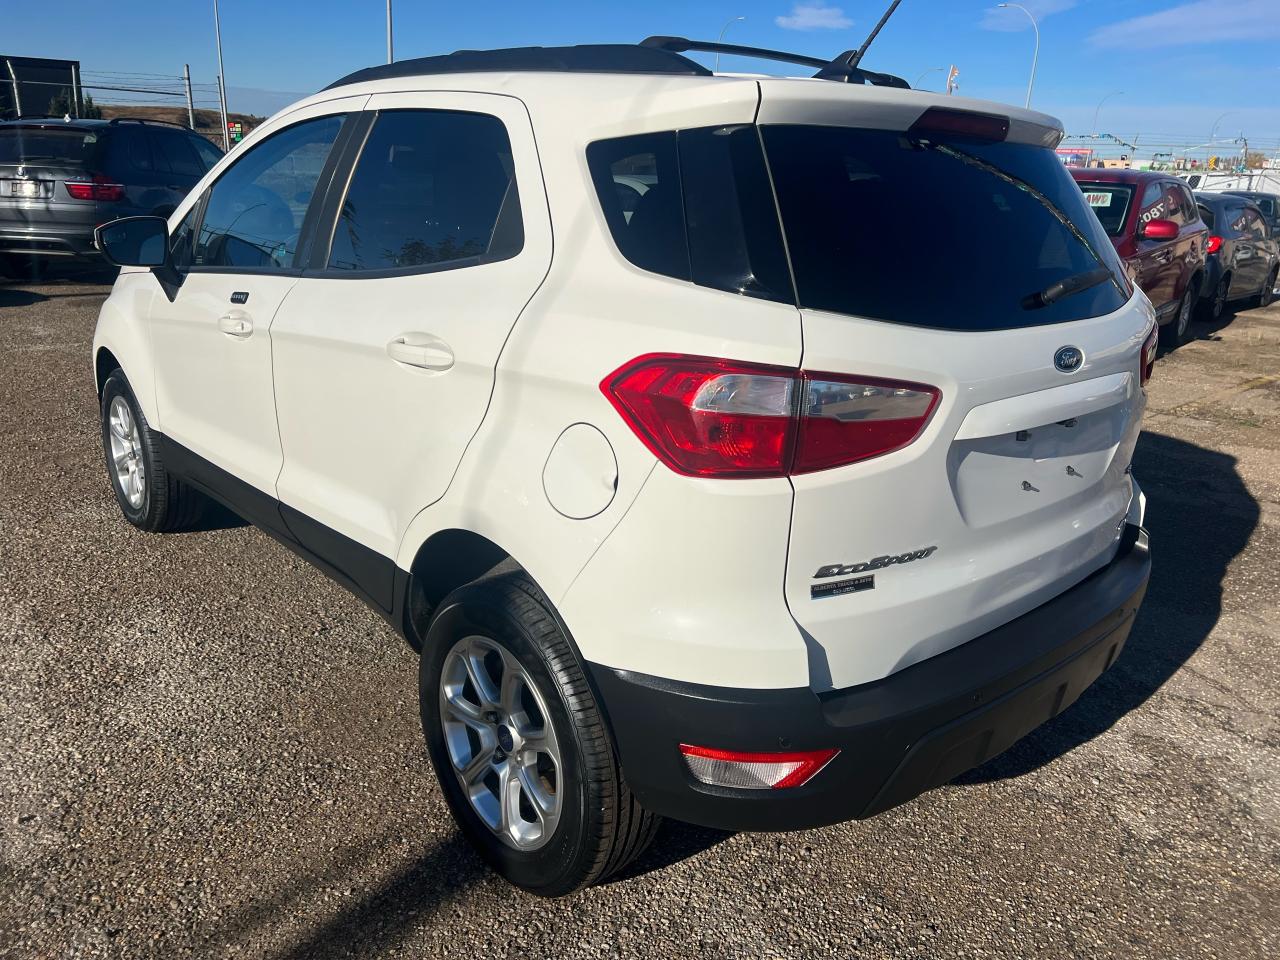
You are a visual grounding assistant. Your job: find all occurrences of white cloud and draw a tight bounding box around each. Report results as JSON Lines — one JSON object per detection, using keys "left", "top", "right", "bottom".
{"left": 980, "top": 0, "right": 1076, "bottom": 32}
{"left": 1089, "top": 0, "right": 1280, "bottom": 49}
{"left": 776, "top": 2, "right": 853, "bottom": 31}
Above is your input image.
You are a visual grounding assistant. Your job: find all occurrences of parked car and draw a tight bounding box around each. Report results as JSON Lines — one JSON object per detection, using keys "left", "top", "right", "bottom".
{"left": 1070, "top": 168, "right": 1207, "bottom": 346}
{"left": 0, "top": 117, "right": 222, "bottom": 278}
{"left": 90, "top": 39, "right": 1154, "bottom": 896}
{"left": 1221, "top": 190, "right": 1280, "bottom": 234}
{"left": 1193, "top": 192, "right": 1279, "bottom": 319}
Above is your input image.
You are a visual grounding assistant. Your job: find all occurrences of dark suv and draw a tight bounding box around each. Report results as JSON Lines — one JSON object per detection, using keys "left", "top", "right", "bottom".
{"left": 1222, "top": 190, "right": 1280, "bottom": 234}
{"left": 0, "top": 117, "right": 222, "bottom": 277}
{"left": 1194, "top": 192, "right": 1278, "bottom": 320}
{"left": 1071, "top": 168, "right": 1207, "bottom": 346}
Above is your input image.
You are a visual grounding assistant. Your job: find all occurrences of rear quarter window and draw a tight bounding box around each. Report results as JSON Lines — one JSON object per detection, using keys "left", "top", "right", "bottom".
{"left": 1076, "top": 182, "right": 1133, "bottom": 236}
{"left": 762, "top": 125, "right": 1129, "bottom": 331}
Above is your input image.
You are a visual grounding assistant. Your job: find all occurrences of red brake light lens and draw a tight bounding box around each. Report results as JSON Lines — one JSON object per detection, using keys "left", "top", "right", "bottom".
{"left": 601, "top": 355, "right": 940, "bottom": 479}
{"left": 1140, "top": 323, "right": 1158, "bottom": 387}
{"left": 679, "top": 744, "right": 840, "bottom": 790}
{"left": 1205, "top": 235, "right": 1223, "bottom": 254}
{"left": 65, "top": 174, "right": 125, "bottom": 202}
{"left": 907, "top": 107, "right": 1010, "bottom": 142}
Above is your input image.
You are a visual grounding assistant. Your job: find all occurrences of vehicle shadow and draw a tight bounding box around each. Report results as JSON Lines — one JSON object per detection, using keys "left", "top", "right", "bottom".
{"left": 0, "top": 286, "right": 49, "bottom": 308}
{"left": 211, "top": 832, "right": 484, "bottom": 959}
{"left": 960, "top": 430, "right": 1257, "bottom": 784}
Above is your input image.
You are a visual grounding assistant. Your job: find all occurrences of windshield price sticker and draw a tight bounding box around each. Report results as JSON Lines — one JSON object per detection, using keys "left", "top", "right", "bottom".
{"left": 1085, "top": 192, "right": 1113, "bottom": 207}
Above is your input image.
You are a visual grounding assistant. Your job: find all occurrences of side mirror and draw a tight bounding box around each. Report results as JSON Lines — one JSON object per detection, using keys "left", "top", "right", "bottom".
{"left": 95, "top": 216, "right": 169, "bottom": 267}
{"left": 1138, "top": 217, "right": 1178, "bottom": 241}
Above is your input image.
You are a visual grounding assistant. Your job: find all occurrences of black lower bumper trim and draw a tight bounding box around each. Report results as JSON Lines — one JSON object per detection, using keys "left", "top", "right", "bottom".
{"left": 588, "top": 529, "right": 1150, "bottom": 832}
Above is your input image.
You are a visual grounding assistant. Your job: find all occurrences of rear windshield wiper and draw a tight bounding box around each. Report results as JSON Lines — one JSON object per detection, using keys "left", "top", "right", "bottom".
{"left": 1022, "top": 267, "right": 1113, "bottom": 310}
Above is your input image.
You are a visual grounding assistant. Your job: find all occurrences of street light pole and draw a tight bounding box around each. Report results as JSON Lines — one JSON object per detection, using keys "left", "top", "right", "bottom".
{"left": 997, "top": 2, "right": 1039, "bottom": 109}
{"left": 214, "top": 0, "right": 229, "bottom": 151}
{"left": 1091, "top": 90, "right": 1123, "bottom": 137}
{"left": 1209, "top": 111, "right": 1232, "bottom": 143}
{"left": 386, "top": 0, "right": 394, "bottom": 64}
{"left": 715, "top": 16, "right": 746, "bottom": 72}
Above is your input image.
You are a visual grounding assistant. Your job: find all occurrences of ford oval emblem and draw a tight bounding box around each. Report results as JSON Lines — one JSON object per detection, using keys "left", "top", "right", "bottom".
{"left": 1054, "top": 345, "right": 1084, "bottom": 373}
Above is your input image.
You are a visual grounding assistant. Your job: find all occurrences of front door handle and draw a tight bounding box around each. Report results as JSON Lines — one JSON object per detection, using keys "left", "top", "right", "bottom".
{"left": 387, "top": 334, "right": 454, "bottom": 371}
{"left": 217, "top": 311, "right": 253, "bottom": 339}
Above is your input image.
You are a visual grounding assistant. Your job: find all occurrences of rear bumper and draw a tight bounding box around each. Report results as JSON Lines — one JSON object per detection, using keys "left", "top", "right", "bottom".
{"left": 0, "top": 224, "right": 99, "bottom": 258}
{"left": 589, "top": 525, "right": 1151, "bottom": 832}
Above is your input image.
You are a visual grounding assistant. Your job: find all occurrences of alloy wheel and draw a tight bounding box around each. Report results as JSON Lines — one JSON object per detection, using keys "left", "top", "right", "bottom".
{"left": 108, "top": 396, "right": 146, "bottom": 509}
{"left": 439, "top": 634, "right": 563, "bottom": 850}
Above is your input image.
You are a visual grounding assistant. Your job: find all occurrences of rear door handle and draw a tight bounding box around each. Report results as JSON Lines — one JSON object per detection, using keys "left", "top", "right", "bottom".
{"left": 217, "top": 311, "right": 253, "bottom": 339}
{"left": 386, "top": 334, "right": 454, "bottom": 371}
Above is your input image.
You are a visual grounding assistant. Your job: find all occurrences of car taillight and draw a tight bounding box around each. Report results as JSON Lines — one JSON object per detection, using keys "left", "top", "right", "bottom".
{"left": 679, "top": 744, "right": 839, "bottom": 790}
{"left": 601, "top": 354, "right": 941, "bottom": 478}
{"left": 1140, "top": 323, "right": 1157, "bottom": 387}
{"left": 1205, "top": 235, "right": 1223, "bottom": 254}
{"left": 65, "top": 174, "right": 125, "bottom": 202}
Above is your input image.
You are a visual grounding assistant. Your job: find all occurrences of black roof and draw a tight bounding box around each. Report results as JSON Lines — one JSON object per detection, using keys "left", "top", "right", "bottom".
{"left": 1223, "top": 189, "right": 1278, "bottom": 199}
{"left": 326, "top": 44, "right": 710, "bottom": 90}
{"left": 1194, "top": 191, "right": 1257, "bottom": 209}
{"left": 326, "top": 37, "right": 909, "bottom": 91}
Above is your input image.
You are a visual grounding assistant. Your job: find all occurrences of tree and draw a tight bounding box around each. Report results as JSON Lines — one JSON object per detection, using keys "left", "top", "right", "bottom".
{"left": 1246, "top": 151, "right": 1267, "bottom": 170}
{"left": 44, "top": 88, "right": 102, "bottom": 119}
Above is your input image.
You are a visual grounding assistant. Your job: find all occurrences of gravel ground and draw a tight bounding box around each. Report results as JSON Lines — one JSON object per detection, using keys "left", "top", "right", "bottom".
{"left": 1, "top": 271, "right": 1278, "bottom": 959}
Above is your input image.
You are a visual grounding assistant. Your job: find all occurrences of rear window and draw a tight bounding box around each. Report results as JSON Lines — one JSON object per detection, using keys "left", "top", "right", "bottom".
{"left": 762, "top": 126, "right": 1129, "bottom": 330}
{"left": 0, "top": 127, "right": 99, "bottom": 165}
{"left": 1197, "top": 204, "right": 1215, "bottom": 230}
{"left": 1075, "top": 182, "right": 1133, "bottom": 236}
{"left": 587, "top": 126, "right": 793, "bottom": 303}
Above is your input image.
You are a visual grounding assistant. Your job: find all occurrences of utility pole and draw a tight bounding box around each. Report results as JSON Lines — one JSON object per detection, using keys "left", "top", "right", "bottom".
{"left": 183, "top": 64, "right": 195, "bottom": 130}
{"left": 387, "top": 0, "right": 394, "bottom": 64}
{"left": 214, "top": 0, "right": 230, "bottom": 150}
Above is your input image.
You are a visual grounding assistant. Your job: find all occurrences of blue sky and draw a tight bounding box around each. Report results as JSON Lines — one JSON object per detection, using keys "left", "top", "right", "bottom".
{"left": 9, "top": 1, "right": 1280, "bottom": 149}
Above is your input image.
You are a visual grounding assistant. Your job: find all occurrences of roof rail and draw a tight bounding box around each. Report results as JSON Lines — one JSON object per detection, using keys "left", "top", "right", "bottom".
{"left": 326, "top": 43, "right": 710, "bottom": 90}
{"left": 640, "top": 36, "right": 909, "bottom": 88}
{"left": 108, "top": 116, "right": 190, "bottom": 129}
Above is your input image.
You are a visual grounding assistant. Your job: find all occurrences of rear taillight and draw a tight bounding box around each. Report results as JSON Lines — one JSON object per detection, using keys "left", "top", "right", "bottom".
{"left": 601, "top": 354, "right": 940, "bottom": 479}
{"left": 65, "top": 174, "right": 125, "bottom": 202}
{"left": 1205, "top": 235, "right": 1223, "bottom": 254}
{"left": 679, "top": 744, "right": 839, "bottom": 790}
{"left": 1140, "top": 323, "right": 1157, "bottom": 387}
{"left": 907, "top": 106, "right": 1010, "bottom": 142}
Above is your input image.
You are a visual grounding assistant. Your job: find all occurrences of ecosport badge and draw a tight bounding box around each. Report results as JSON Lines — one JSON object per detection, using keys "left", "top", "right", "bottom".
{"left": 810, "top": 546, "right": 937, "bottom": 598}
{"left": 1054, "top": 345, "right": 1084, "bottom": 373}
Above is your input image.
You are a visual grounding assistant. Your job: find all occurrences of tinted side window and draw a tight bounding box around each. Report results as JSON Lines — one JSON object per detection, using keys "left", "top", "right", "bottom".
{"left": 1138, "top": 182, "right": 1167, "bottom": 226}
{"left": 151, "top": 132, "right": 204, "bottom": 178}
{"left": 194, "top": 115, "right": 344, "bottom": 271}
{"left": 1245, "top": 210, "right": 1267, "bottom": 239}
{"left": 1164, "top": 184, "right": 1194, "bottom": 226}
{"left": 328, "top": 110, "right": 521, "bottom": 272}
{"left": 127, "top": 132, "right": 155, "bottom": 172}
{"left": 587, "top": 127, "right": 792, "bottom": 302}
{"left": 169, "top": 199, "right": 201, "bottom": 271}
{"left": 188, "top": 136, "right": 223, "bottom": 172}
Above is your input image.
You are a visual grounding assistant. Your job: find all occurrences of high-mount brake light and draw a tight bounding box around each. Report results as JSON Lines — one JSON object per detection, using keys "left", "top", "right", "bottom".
{"left": 1205, "top": 235, "right": 1223, "bottom": 254}
{"left": 1140, "top": 323, "right": 1158, "bottom": 387}
{"left": 65, "top": 174, "right": 125, "bottom": 202}
{"left": 679, "top": 744, "right": 840, "bottom": 790}
{"left": 906, "top": 107, "right": 1010, "bottom": 143}
{"left": 601, "top": 355, "right": 941, "bottom": 478}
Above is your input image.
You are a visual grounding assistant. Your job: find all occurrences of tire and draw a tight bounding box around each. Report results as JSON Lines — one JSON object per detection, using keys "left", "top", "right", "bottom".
{"left": 1160, "top": 283, "right": 1195, "bottom": 348}
{"left": 100, "top": 369, "right": 207, "bottom": 532}
{"left": 1257, "top": 267, "right": 1278, "bottom": 309}
{"left": 420, "top": 572, "right": 659, "bottom": 896}
{"left": 1200, "top": 272, "right": 1231, "bottom": 324}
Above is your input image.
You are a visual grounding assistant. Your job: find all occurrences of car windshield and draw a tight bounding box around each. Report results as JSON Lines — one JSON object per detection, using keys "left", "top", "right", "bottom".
{"left": 0, "top": 127, "right": 99, "bottom": 165}
{"left": 762, "top": 126, "right": 1129, "bottom": 331}
{"left": 1073, "top": 182, "right": 1133, "bottom": 237}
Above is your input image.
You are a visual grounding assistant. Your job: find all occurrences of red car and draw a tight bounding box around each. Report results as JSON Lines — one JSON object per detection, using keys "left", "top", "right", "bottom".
{"left": 1071, "top": 169, "right": 1208, "bottom": 346}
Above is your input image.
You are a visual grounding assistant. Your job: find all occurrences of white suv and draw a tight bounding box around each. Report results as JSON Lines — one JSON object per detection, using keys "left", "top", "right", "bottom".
{"left": 91, "top": 39, "right": 1155, "bottom": 896}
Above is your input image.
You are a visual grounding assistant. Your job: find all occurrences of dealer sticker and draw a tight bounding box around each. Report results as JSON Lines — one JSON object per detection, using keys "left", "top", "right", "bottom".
{"left": 1085, "top": 191, "right": 1113, "bottom": 207}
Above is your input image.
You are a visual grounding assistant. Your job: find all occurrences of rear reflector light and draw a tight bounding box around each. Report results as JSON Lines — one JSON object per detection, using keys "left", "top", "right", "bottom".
{"left": 679, "top": 744, "right": 839, "bottom": 790}
{"left": 602, "top": 354, "right": 940, "bottom": 478}
{"left": 1205, "top": 235, "right": 1223, "bottom": 254}
{"left": 907, "top": 106, "right": 1010, "bottom": 142}
{"left": 65, "top": 175, "right": 125, "bottom": 202}
{"left": 1140, "top": 323, "right": 1158, "bottom": 387}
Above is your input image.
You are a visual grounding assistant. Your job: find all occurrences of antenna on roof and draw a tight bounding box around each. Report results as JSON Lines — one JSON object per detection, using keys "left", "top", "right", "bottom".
{"left": 848, "top": 0, "right": 904, "bottom": 69}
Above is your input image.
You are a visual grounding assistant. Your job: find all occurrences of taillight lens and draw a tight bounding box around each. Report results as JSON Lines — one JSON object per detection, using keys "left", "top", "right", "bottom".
{"left": 65, "top": 174, "right": 125, "bottom": 202}
{"left": 1140, "top": 323, "right": 1157, "bottom": 387}
{"left": 601, "top": 354, "right": 940, "bottom": 478}
{"left": 1205, "top": 235, "right": 1223, "bottom": 254}
{"left": 679, "top": 744, "right": 839, "bottom": 790}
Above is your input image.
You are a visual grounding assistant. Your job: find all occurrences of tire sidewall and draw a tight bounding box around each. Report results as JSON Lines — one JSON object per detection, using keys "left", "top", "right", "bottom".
{"left": 100, "top": 372, "right": 158, "bottom": 528}
{"left": 419, "top": 585, "right": 595, "bottom": 895}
